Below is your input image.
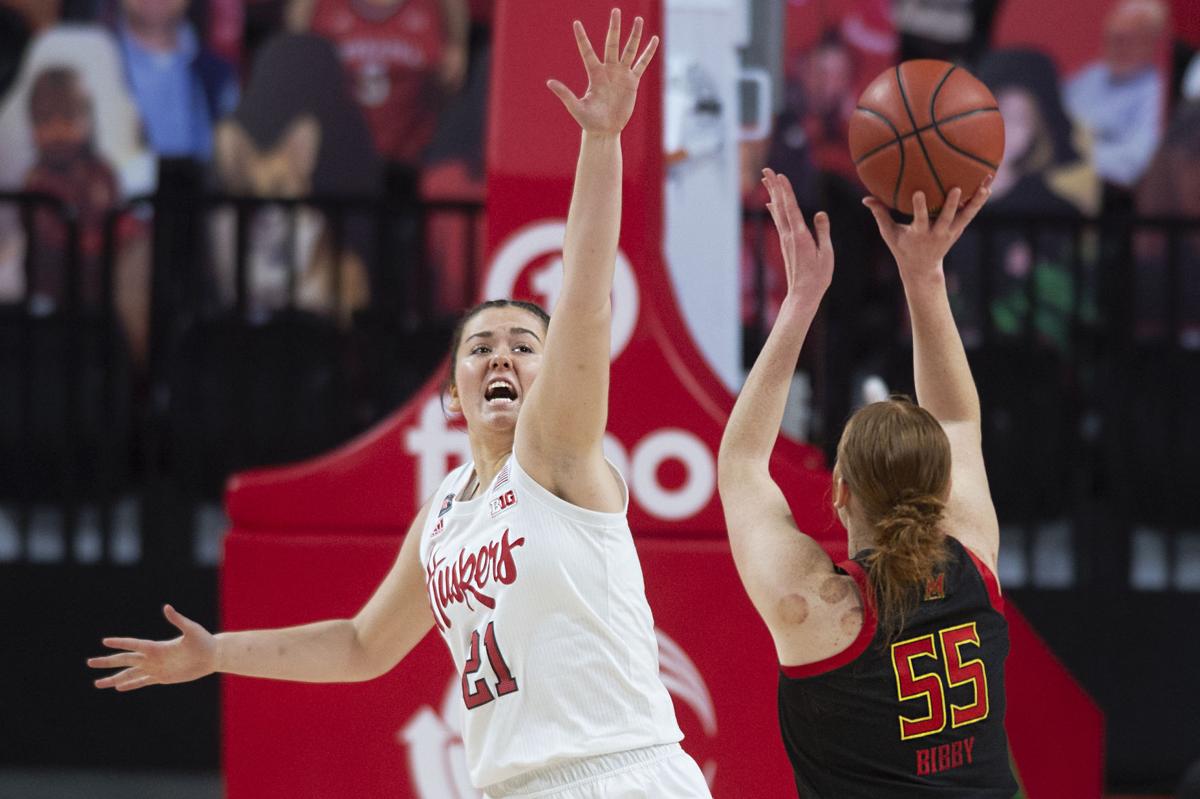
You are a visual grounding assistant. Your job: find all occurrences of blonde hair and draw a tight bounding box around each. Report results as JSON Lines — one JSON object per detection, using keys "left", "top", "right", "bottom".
{"left": 835, "top": 397, "right": 952, "bottom": 640}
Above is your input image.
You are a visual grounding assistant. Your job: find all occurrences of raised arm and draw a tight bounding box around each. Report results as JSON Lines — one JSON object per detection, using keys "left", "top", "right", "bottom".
{"left": 863, "top": 183, "right": 1002, "bottom": 572}
{"left": 516, "top": 10, "right": 657, "bottom": 507}
{"left": 89, "top": 502, "right": 435, "bottom": 691}
{"left": 718, "top": 170, "right": 846, "bottom": 662}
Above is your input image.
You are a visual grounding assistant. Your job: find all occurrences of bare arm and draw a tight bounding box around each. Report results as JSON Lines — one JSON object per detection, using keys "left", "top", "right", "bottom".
{"left": 719, "top": 170, "right": 843, "bottom": 660}
{"left": 516, "top": 11, "right": 658, "bottom": 508}
{"left": 863, "top": 183, "right": 1003, "bottom": 572}
{"left": 90, "top": 502, "right": 434, "bottom": 691}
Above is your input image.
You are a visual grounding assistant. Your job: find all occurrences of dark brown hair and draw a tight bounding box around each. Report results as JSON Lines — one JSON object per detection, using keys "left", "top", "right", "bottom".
{"left": 29, "top": 67, "right": 89, "bottom": 124}
{"left": 835, "top": 397, "right": 952, "bottom": 640}
{"left": 445, "top": 299, "right": 551, "bottom": 391}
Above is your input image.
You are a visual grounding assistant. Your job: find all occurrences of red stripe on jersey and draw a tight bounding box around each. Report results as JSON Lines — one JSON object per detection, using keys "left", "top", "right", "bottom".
{"left": 780, "top": 558, "right": 879, "bottom": 679}
{"left": 965, "top": 548, "right": 1004, "bottom": 612}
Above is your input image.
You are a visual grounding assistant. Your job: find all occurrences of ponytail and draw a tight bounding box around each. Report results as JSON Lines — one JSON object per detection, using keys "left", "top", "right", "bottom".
{"left": 834, "top": 398, "right": 953, "bottom": 641}
{"left": 862, "top": 492, "right": 949, "bottom": 640}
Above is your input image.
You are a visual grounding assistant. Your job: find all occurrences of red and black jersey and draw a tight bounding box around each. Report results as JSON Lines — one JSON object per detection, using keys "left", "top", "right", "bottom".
{"left": 778, "top": 536, "right": 1018, "bottom": 798}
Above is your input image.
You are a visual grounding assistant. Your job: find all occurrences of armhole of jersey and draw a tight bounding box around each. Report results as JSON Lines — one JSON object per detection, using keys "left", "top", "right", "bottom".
{"left": 507, "top": 452, "right": 630, "bottom": 525}
{"left": 965, "top": 547, "right": 1004, "bottom": 612}
{"left": 780, "top": 559, "right": 878, "bottom": 679}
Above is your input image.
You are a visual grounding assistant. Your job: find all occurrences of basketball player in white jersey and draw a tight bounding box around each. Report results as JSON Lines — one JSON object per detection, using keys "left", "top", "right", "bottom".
{"left": 89, "top": 11, "right": 711, "bottom": 799}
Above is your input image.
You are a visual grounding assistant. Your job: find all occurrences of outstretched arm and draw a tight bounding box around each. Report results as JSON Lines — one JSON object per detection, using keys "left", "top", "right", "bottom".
{"left": 718, "top": 170, "right": 838, "bottom": 653}
{"left": 863, "top": 182, "right": 1002, "bottom": 572}
{"left": 516, "top": 10, "right": 658, "bottom": 508}
{"left": 89, "top": 502, "right": 434, "bottom": 691}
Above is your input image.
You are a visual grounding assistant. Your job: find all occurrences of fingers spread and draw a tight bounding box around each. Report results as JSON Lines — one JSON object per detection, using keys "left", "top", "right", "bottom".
{"left": 631, "top": 36, "right": 659, "bottom": 78}
{"left": 621, "top": 16, "right": 643, "bottom": 66}
{"left": 604, "top": 8, "right": 621, "bottom": 63}
{"left": 572, "top": 20, "right": 600, "bottom": 68}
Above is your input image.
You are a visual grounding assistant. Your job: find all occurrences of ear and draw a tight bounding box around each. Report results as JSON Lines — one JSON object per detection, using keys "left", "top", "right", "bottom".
{"left": 214, "top": 120, "right": 257, "bottom": 192}
{"left": 280, "top": 114, "right": 322, "bottom": 179}
{"left": 445, "top": 382, "right": 462, "bottom": 414}
{"left": 832, "top": 472, "right": 851, "bottom": 510}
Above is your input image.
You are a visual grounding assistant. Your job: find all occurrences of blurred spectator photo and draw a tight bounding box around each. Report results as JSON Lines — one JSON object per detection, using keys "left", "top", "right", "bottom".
{"left": 287, "top": 0, "right": 468, "bottom": 200}
{"left": 210, "top": 33, "right": 380, "bottom": 322}
{"left": 111, "top": 0, "right": 240, "bottom": 160}
{"left": 22, "top": 66, "right": 150, "bottom": 361}
{"left": 946, "top": 48, "right": 1100, "bottom": 350}
{"left": 1064, "top": 0, "right": 1169, "bottom": 200}
{"left": 1135, "top": 100, "right": 1200, "bottom": 343}
{"left": 0, "top": 24, "right": 156, "bottom": 196}
{"left": 112, "top": 0, "right": 241, "bottom": 160}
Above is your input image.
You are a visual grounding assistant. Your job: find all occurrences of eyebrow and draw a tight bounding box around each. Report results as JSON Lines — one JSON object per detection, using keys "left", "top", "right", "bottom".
{"left": 465, "top": 327, "right": 543, "bottom": 343}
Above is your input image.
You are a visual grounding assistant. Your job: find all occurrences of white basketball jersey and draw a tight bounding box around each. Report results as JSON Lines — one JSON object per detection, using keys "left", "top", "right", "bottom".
{"left": 418, "top": 453, "right": 683, "bottom": 789}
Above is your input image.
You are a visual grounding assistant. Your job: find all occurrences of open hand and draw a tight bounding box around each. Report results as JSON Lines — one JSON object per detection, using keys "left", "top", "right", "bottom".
{"left": 547, "top": 9, "right": 659, "bottom": 136}
{"left": 763, "top": 168, "right": 834, "bottom": 306}
{"left": 863, "top": 178, "right": 993, "bottom": 281}
{"left": 88, "top": 604, "right": 216, "bottom": 692}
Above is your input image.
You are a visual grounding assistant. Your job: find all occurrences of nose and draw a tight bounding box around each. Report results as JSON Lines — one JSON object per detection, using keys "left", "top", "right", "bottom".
{"left": 489, "top": 349, "right": 512, "bottom": 369}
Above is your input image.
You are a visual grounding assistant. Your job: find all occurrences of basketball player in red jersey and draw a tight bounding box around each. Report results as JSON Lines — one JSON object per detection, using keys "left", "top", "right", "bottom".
{"left": 290, "top": 0, "right": 468, "bottom": 167}
{"left": 718, "top": 172, "right": 1019, "bottom": 797}
{"left": 89, "top": 12, "right": 713, "bottom": 798}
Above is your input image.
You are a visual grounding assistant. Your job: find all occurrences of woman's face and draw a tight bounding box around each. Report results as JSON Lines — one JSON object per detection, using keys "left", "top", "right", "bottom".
{"left": 998, "top": 88, "right": 1040, "bottom": 168}
{"left": 448, "top": 305, "right": 547, "bottom": 436}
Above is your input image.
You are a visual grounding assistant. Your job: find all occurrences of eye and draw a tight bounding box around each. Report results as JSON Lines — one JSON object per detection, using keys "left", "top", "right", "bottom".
{"left": 470, "top": 344, "right": 491, "bottom": 355}
{"left": 514, "top": 344, "right": 534, "bottom": 353}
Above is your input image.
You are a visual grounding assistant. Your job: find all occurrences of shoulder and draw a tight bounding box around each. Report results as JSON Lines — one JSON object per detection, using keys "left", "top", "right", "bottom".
{"left": 776, "top": 561, "right": 874, "bottom": 675}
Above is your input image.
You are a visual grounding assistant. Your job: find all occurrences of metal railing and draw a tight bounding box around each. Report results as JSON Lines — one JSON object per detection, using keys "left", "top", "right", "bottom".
{"left": 0, "top": 186, "right": 486, "bottom": 570}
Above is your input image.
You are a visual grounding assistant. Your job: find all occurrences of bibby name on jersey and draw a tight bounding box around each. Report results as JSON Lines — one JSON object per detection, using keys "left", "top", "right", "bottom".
{"left": 425, "top": 529, "right": 526, "bottom": 631}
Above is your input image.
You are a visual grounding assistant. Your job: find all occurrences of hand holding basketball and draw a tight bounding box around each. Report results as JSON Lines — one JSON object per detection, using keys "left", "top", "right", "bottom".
{"left": 863, "top": 180, "right": 992, "bottom": 282}
{"left": 546, "top": 9, "right": 659, "bottom": 136}
{"left": 88, "top": 604, "right": 217, "bottom": 692}
{"left": 762, "top": 168, "right": 834, "bottom": 307}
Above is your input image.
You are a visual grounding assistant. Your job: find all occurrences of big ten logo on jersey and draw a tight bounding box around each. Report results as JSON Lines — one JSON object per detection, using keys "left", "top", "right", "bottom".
{"left": 396, "top": 629, "right": 719, "bottom": 798}
{"left": 489, "top": 490, "right": 516, "bottom": 517}
{"left": 404, "top": 394, "right": 717, "bottom": 523}
{"left": 485, "top": 220, "right": 640, "bottom": 359}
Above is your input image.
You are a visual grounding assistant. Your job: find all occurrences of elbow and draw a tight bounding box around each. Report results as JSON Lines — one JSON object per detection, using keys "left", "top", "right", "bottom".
{"left": 346, "top": 621, "right": 393, "bottom": 683}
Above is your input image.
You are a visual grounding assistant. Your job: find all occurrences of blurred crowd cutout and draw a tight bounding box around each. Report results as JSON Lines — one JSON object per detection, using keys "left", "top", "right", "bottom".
{"left": 0, "top": 0, "right": 1197, "bottom": 418}
{"left": 747, "top": 0, "right": 1200, "bottom": 370}
{"left": 0, "top": 0, "right": 486, "bottom": 358}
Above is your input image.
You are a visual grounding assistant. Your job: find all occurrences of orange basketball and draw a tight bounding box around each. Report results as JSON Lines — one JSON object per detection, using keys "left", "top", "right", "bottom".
{"left": 849, "top": 60, "right": 1005, "bottom": 215}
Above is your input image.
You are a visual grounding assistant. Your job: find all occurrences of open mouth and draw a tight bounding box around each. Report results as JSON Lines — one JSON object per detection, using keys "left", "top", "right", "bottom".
{"left": 485, "top": 379, "right": 517, "bottom": 403}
